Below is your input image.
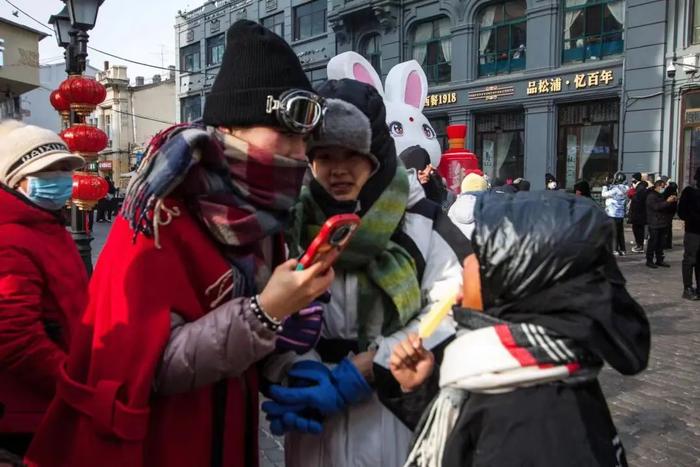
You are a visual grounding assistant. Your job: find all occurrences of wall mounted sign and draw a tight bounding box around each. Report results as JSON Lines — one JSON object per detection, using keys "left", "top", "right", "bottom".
{"left": 98, "top": 161, "right": 113, "bottom": 171}
{"left": 686, "top": 109, "right": 700, "bottom": 125}
{"left": 527, "top": 69, "right": 614, "bottom": 96}
{"left": 468, "top": 85, "right": 515, "bottom": 102}
{"left": 424, "top": 92, "right": 458, "bottom": 108}
{"left": 265, "top": 0, "right": 278, "bottom": 12}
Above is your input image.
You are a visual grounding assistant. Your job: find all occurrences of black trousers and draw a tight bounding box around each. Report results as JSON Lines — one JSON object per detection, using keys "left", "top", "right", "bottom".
{"left": 647, "top": 227, "right": 667, "bottom": 264}
{"left": 682, "top": 232, "right": 700, "bottom": 288}
{"left": 632, "top": 224, "right": 645, "bottom": 248}
{"left": 664, "top": 224, "right": 673, "bottom": 249}
{"left": 612, "top": 218, "right": 626, "bottom": 252}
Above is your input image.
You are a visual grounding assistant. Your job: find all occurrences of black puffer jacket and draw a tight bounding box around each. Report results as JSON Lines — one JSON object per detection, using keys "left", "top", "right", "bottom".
{"left": 378, "top": 192, "right": 649, "bottom": 467}
{"left": 678, "top": 184, "right": 700, "bottom": 234}
{"left": 629, "top": 182, "right": 649, "bottom": 225}
{"left": 473, "top": 191, "right": 649, "bottom": 375}
{"left": 646, "top": 189, "right": 677, "bottom": 229}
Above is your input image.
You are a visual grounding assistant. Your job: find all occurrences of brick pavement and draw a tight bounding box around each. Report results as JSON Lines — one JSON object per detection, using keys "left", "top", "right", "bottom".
{"left": 599, "top": 226, "right": 700, "bottom": 466}
{"left": 89, "top": 223, "right": 699, "bottom": 466}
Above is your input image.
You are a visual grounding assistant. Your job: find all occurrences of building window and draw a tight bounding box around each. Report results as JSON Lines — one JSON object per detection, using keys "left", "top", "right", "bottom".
{"left": 681, "top": 91, "right": 700, "bottom": 187}
{"left": 557, "top": 99, "right": 619, "bottom": 192}
{"left": 181, "top": 95, "right": 202, "bottom": 123}
{"left": 429, "top": 116, "right": 448, "bottom": 150}
{"left": 206, "top": 34, "right": 225, "bottom": 67}
{"left": 306, "top": 67, "right": 327, "bottom": 89}
{"left": 563, "top": 0, "right": 625, "bottom": 64}
{"left": 478, "top": 1, "right": 526, "bottom": 77}
{"left": 691, "top": 0, "right": 700, "bottom": 44}
{"left": 262, "top": 12, "right": 285, "bottom": 38}
{"left": 180, "top": 43, "right": 201, "bottom": 73}
{"left": 294, "top": 0, "right": 326, "bottom": 41}
{"left": 475, "top": 111, "right": 524, "bottom": 182}
{"left": 411, "top": 17, "right": 451, "bottom": 85}
{"left": 104, "top": 114, "right": 111, "bottom": 139}
{"left": 360, "top": 33, "right": 382, "bottom": 74}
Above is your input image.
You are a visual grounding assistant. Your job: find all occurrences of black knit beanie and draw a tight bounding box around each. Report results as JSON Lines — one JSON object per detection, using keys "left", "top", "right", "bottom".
{"left": 202, "top": 20, "right": 312, "bottom": 127}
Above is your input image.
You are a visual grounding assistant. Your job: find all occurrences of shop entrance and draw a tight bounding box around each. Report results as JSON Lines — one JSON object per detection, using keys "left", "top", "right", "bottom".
{"left": 475, "top": 110, "right": 525, "bottom": 182}
{"left": 681, "top": 91, "right": 700, "bottom": 188}
{"left": 557, "top": 99, "right": 619, "bottom": 191}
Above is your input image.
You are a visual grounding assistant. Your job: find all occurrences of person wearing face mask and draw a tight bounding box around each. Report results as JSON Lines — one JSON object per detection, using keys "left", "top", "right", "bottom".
{"left": 261, "top": 79, "right": 470, "bottom": 467}
{"left": 545, "top": 173, "right": 559, "bottom": 191}
{"left": 0, "top": 120, "right": 87, "bottom": 456}
{"left": 646, "top": 179, "right": 678, "bottom": 269}
{"left": 602, "top": 172, "right": 630, "bottom": 256}
{"left": 26, "top": 21, "right": 333, "bottom": 467}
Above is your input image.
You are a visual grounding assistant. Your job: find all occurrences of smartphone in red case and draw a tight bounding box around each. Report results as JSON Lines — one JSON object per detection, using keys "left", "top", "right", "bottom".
{"left": 297, "top": 214, "right": 361, "bottom": 271}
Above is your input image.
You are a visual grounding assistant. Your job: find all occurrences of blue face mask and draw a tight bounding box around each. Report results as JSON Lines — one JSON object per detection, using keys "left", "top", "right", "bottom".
{"left": 23, "top": 171, "right": 74, "bottom": 211}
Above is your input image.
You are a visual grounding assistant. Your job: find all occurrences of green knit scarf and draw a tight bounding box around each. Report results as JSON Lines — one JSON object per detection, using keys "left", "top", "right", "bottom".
{"left": 288, "top": 166, "right": 422, "bottom": 347}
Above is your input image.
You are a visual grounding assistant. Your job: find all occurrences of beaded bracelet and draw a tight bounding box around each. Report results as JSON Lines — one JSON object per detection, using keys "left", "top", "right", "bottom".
{"left": 251, "top": 295, "right": 282, "bottom": 332}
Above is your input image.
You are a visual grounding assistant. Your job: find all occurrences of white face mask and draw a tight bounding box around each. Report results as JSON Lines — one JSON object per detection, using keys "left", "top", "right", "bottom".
{"left": 547, "top": 181, "right": 558, "bottom": 190}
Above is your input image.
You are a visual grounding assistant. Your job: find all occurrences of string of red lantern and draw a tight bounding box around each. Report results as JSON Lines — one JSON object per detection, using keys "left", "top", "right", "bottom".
{"left": 51, "top": 74, "right": 109, "bottom": 210}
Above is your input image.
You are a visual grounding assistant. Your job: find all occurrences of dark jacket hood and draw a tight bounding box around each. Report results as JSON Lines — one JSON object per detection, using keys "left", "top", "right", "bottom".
{"left": 471, "top": 191, "right": 650, "bottom": 375}
{"left": 0, "top": 184, "right": 61, "bottom": 226}
{"left": 311, "top": 79, "right": 398, "bottom": 217}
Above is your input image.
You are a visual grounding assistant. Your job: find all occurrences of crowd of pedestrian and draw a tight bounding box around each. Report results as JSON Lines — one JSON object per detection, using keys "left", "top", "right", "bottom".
{"left": 0, "top": 18, "right": 695, "bottom": 467}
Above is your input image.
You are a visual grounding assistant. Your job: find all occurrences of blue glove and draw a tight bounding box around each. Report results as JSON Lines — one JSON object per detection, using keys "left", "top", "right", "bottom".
{"left": 267, "top": 359, "right": 372, "bottom": 417}
{"left": 261, "top": 400, "right": 323, "bottom": 436}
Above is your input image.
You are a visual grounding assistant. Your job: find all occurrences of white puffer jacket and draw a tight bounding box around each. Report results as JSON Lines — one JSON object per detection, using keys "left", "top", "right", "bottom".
{"left": 447, "top": 194, "right": 478, "bottom": 239}
{"left": 265, "top": 173, "right": 470, "bottom": 467}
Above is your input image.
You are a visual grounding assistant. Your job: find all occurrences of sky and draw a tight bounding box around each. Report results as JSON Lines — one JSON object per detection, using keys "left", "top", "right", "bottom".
{"left": 0, "top": 0, "right": 197, "bottom": 83}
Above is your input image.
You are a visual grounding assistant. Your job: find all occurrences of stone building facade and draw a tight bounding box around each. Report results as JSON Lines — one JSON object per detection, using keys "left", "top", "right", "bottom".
{"left": 175, "top": 0, "right": 699, "bottom": 189}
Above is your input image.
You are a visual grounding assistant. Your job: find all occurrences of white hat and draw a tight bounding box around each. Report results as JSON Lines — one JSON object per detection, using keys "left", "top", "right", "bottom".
{"left": 0, "top": 120, "right": 84, "bottom": 188}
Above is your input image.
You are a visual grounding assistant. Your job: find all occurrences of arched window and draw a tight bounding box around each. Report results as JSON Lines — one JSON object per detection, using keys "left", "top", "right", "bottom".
{"left": 411, "top": 17, "right": 451, "bottom": 85}
{"left": 563, "top": 0, "right": 624, "bottom": 63}
{"left": 360, "top": 33, "right": 382, "bottom": 74}
{"left": 478, "top": 1, "right": 527, "bottom": 77}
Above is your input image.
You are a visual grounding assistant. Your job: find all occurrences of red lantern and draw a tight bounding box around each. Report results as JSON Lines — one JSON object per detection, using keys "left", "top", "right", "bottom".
{"left": 72, "top": 172, "right": 109, "bottom": 211}
{"left": 60, "top": 124, "right": 108, "bottom": 156}
{"left": 59, "top": 75, "right": 107, "bottom": 115}
{"left": 50, "top": 89, "right": 71, "bottom": 126}
{"left": 50, "top": 89, "right": 70, "bottom": 112}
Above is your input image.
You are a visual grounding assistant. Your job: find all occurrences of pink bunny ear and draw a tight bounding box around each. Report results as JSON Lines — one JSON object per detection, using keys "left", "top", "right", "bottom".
{"left": 327, "top": 51, "right": 384, "bottom": 96}
{"left": 353, "top": 63, "right": 376, "bottom": 86}
{"left": 385, "top": 60, "right": 429, "bottom": 111}
{"left": 404, "top": 71, "right": 423, "bottom": 108}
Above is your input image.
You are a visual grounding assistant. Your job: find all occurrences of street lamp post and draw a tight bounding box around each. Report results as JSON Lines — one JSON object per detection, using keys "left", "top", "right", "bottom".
{"left": 49, "top": 0, "right": 106, "bottom": 274}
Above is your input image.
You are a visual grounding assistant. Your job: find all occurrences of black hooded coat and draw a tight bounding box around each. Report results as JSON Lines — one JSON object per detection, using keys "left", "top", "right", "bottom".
{"left": 377, "top": 192, "right": 650, "bottom": 467}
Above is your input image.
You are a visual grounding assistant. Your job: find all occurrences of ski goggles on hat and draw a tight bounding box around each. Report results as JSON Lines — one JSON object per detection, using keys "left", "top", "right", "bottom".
{"left": 266, "top": 89, "right": 324, "bottom": 135}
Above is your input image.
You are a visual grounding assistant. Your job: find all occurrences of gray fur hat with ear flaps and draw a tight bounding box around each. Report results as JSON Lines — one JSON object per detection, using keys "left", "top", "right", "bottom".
{"left": 308, "top": 98, "right": 379, "bottom": 169}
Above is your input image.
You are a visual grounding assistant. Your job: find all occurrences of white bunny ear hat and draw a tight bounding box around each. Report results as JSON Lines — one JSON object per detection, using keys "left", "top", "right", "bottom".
{"left": 327, "top": 52, "right": 443, "bottom": 166}
{"left": 384, "top": 60, "right": 429, "bottom": 112}
{"left": 327, "top": 51, "right": 384, "bottom": 95}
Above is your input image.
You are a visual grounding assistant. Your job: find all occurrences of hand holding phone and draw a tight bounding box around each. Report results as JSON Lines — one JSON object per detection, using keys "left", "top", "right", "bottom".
{"left": 297, "top": 214, "right": 361, "bottom": 271}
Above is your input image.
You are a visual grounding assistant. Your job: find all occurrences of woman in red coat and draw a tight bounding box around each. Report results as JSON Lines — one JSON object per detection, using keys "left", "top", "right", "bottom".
{"left": 0, "top": 121, "right": 87, "bottom": 455}
{"left": 25, "top": 21, "right": 333, "bottom": 467}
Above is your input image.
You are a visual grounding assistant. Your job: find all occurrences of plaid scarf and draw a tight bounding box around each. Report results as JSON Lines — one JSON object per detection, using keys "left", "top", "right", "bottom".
{"left": 122, "top": 124, "right": 306, "bottom": 293}
{"left": 288, "top": 166, "right": 421, "bottom": 347}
